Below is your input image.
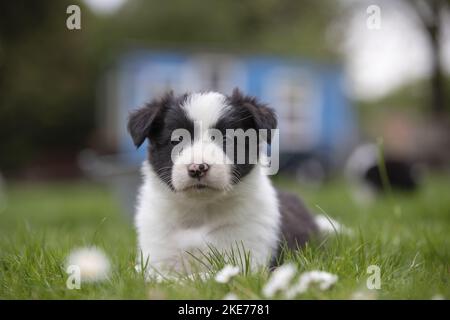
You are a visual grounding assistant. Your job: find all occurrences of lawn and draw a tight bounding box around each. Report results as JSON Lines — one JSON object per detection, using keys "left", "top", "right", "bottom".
{"left": 0, "top": 175, "right": 448, "bottom": 299}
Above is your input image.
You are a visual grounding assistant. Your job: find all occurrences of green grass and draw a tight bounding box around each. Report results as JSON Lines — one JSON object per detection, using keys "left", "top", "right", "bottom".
{"left": 0, "top": 175, "right": 449, "bottom": 299}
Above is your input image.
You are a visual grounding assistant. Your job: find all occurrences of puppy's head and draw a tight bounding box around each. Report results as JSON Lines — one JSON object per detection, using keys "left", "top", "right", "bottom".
{"left": 128, "top": 89, "right": 276, "bottom": 195}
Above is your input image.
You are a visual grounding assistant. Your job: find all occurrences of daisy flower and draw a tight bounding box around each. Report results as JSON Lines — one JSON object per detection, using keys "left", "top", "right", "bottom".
{"left": 66, "top": 246, "right": 111, "bottom": 282}
{"left": 214, "top": 265, "right": 240, "bottom": 283}
{"left": 285, "top": 270, "right": 338, "bottom": 298}
{"left": 262, "top": 263, "right": 297, "bottom": 298}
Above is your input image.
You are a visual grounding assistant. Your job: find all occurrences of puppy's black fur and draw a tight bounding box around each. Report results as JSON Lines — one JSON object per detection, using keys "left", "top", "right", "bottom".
{"left": 128, "top": 89, "right": 278, "bottom": 187}
{"left": 128, "top": 89, "right": 318, "bottom": 264}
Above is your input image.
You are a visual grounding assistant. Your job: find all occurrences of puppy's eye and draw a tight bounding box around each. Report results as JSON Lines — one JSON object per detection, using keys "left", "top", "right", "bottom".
{"left": 210, "top": 136, "right": 216, "bottom": 141}
{"left": 171, "top": 136, "right": 183, "bottom": 146}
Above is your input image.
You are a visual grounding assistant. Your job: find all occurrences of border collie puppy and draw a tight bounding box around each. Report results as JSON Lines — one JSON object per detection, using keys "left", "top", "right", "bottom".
{"left": 128, "top": 89, "right": 318, "bottom": 277}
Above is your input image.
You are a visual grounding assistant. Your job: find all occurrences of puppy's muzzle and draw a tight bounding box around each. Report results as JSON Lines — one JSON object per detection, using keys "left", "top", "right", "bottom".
{"left": 188, "top": 163, "right": 210, "bottom": 179}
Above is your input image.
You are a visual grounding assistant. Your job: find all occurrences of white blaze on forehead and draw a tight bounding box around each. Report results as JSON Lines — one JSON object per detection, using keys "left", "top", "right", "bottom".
{"left": 171, "top": 92, "right": 232, "bottom": 192}
{"left": 182, "top": 92, "right": 229, "bottom": 129}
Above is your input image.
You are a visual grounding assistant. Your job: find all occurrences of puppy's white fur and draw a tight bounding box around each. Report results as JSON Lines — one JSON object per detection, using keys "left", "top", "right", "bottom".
{"left": 135, "top": 161, "right": 280, "bottom": 277}
{"left": 135, "top": 92, "right": 276, "bottom": 278}
{"left": 182, "top": 92, "right": 229, "bottom": 128}
{"left": 171, "top": 136, "right": 232, "bottom": 192}
{"left": 133, "top": 92, "right": 346, "bottom": 279}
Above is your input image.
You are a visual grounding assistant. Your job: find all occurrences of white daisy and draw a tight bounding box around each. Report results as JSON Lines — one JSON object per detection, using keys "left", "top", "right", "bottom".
{"left": 214, "top": 265, "right": 240, "bottom": 283}
{"left": 66, "top": 246, "right": 111, "bottom": 282}
{"left": 285, "top": 270, "right": 338, "bottom": 298}
{"left": 223, "top": 292, "right": 239, "bottom": 300}
{"left": 262, "top": 263, "right": 297, "bottom": 298}
{"left": 351, "top": 289, "right": 378, "bottom": 300}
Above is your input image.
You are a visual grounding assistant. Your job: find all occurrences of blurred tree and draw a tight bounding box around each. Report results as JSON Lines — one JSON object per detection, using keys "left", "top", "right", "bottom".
{"left": 0, "top": 1, "right": 98, "bottom": 173}
{"left": 406, "top": 0, "right": 449, "bottom": 116}
{"left": 101, "top": 0, "right": 339, "bottom": 59}
{"left": 0, "top": 0, "right": 340, "bottom": 175}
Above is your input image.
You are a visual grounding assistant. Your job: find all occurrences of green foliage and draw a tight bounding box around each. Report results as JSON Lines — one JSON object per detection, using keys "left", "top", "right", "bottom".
{"left": 0, "top": 0, "right": 339, "bottom": 172}
{"left": 0, "top": 1, "right": 99, "bottom": 171}
{"left": 356, "top": 76, "right": 450, "bottom": 123}
{"left": 107, "top": 0, "right": 338, "bottom": 58}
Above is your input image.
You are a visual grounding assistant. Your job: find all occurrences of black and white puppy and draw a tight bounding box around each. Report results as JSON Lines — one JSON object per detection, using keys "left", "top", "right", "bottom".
{"left": 128, "top": 89, "right": 318, "bottom": 277}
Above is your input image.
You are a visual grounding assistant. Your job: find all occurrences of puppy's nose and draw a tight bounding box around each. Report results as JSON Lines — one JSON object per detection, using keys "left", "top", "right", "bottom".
{"left": 188, "top": 163, "right": 209, "bottom": 178}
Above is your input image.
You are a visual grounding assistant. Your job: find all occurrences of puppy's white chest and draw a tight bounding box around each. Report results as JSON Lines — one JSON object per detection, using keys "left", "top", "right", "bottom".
{"left": 155, "top": 224, "right": 223, "bottom": 274}
{"left": 135, "top": 162, "right": 281, "bottom": 275}
{"left": 171, "top": 226, "right": 210, "bottom": 252}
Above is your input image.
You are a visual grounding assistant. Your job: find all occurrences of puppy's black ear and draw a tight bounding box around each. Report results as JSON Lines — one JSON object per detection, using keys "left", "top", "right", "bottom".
{"left": 228, "top": 88, "right": 277, "bottom": 143}
{"left": 127, "top": 92, "right": 173, "bottom": 148}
